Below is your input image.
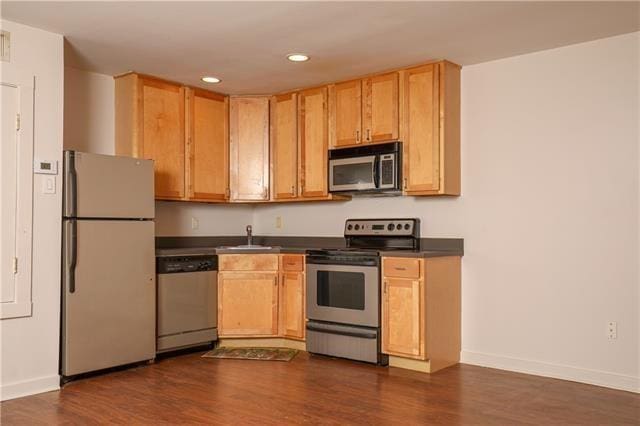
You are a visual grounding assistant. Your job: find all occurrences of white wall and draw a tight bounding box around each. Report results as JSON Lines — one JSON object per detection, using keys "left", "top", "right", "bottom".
{"left": 155, "top": 201, "right": 253, "bottom": 236}
{"left": 0, "top": 20, "right": 64, "bottom": 400}
{"left": 253, "top": 33, "right": 640, "bottom": 392}
{"left": 63, "top": 66, "right": 114, "bottom": 154}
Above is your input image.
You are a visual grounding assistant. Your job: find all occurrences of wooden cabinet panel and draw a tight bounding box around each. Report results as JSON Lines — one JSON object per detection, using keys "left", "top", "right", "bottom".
{"left": 140, "top": 78, "right": 185, "bottom": 199}
{"left": 299, "top": 87, "right": 328, "bottom": 198}
{"left": 219, "top": 254, "right": 278, "bottom": 271}
{"left": 271, "top": 93, "right": 298, "bottom": 200}
{"left": 332, "top": 80, "right": 362, "bottom": 147}
{"left": 279, "top": 271, "right": 305, "bottom": 340}
{"left": 218, "top": 272, "right": 278, "bottom": 336}
{"left": 402, "top": 64, "right": 440, "bottom": 193}
{"left": 229, "top": 97, "right": 270, "bottom": 201}
{"left": 187, "top": 89, "right": 229, "bottom": 201}
{"left": 382, "top": 277, "right": 424, "bottom": 359}
{"left": 280, "top": 255, "right": 304, "bottom": 272}
{"left": 382, "top": 257, "right": 421, "bottom": 279}
{"left": 363, "top": 72, "right": 399, "bottom": 143}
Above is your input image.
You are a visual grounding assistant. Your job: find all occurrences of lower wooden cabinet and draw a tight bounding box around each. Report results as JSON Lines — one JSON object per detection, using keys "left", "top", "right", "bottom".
{"left": 382, "top": 277, "right": 424, "bottom": 358}
{"left": 381, "top": 256, "right": 461, "bottom": 372}
{"left": 279, "top": 270, "right": 305, "bottom": 340}
{"left": 218, "top": 254, "right": 306, "bottom": 340}
{"left": 218, "top": 271, "right": 279, "bottom": 337}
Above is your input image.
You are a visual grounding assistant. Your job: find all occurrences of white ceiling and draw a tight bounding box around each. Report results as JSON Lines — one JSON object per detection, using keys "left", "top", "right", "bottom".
{"left": 2, "top": 1, "right": 639, "bottom": 94}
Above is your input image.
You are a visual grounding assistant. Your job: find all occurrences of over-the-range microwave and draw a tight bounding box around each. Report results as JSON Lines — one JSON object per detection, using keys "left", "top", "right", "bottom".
{"left": 329, "top": 142, "right": 402, "bottom": 196}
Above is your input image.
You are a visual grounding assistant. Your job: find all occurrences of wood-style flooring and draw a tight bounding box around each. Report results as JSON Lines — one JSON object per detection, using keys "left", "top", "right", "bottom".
{"left": 1, "top": 351, "right": 638, "bottom": 425}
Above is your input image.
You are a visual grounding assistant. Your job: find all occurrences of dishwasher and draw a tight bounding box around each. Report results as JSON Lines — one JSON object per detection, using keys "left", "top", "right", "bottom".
{"left": 156, "top": 254, "right": 218, "bottom": 353}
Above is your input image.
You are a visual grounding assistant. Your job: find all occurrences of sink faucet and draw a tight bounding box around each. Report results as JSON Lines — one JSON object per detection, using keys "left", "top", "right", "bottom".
{"left": 246, "top": 225, "right": 253, "bottom": 246}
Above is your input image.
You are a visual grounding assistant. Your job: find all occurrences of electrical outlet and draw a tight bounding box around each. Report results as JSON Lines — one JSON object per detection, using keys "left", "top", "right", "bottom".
{"left": 276, "top": 216, "right": 282, "bottom": 229}
{"left": 607, "top": 321, "right": 617, "bottom": 339}
{"left": 191, "top": 217, "right": 199, "bottom": 230}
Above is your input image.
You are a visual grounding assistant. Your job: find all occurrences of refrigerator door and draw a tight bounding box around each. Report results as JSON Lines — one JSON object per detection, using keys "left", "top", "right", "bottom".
{"left": 64, "top": 151, "right": 154, "bottom": 219}
{"left": 62, "top": 219, "right": 155, "bottom": 377}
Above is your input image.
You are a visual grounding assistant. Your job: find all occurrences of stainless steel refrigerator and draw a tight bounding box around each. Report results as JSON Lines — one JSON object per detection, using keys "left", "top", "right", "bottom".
{"left": 61, "top": 151, "right": 156, "bottom": 378}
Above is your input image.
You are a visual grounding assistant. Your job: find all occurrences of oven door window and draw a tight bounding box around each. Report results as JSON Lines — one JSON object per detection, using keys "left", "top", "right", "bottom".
{"left": 316, "top": 271, "right": 365, "bottom": 310}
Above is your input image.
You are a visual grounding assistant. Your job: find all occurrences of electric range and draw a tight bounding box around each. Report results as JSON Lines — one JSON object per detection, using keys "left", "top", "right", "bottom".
{"left": 305, "top": 218, "right": 420, "bottom": 365}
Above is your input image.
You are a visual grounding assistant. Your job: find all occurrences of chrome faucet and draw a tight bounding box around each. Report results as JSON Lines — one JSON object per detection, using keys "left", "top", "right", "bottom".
{"left": 246, "top": 225, "right": 253, "bottom": 246}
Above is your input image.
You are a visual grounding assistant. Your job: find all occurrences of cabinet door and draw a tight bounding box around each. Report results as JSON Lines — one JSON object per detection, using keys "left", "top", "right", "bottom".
{"left": 331, "top": 80, "right": 362, "bottom": 147}
{"left": 218, "top": 272, "right": 278, "bottom": 336}
{"left": 271, "top": 93, "right": 298, "bottom": 200}
{"left": 382, "top": 277, "right": 424, "bottom": 359}
{"left": 363, "top": 72, "right": 399, "bottom": 143}
{"left": 279, "top": 272, "right": 305, "bottom": 339}
{"left": 229, "top": 97, "right": 270, "bottom": 201}
{"left": 187, "top": 89, "right": 229, "bottom": 201}
{"left": 140, "top": 78, "right": 185, "bottom": 199}
{"left": 403, "top": 64, "right": 440, "bottom": 193}
{"left": 299, "top": 87, "right": 328, "bottom": 198}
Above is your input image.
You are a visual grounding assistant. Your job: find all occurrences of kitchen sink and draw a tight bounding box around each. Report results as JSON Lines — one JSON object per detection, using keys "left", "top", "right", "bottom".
{"left": 217, "top": 245, "right": 274, "bottom": 251}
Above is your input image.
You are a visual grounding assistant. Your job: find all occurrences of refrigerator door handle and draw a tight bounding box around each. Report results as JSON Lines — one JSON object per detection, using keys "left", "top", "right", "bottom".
{"left": 64, "top": 151, "right": 78, "bottom": 217}
{"left": 66, "top": 220, "right": 77, "bottom": 293}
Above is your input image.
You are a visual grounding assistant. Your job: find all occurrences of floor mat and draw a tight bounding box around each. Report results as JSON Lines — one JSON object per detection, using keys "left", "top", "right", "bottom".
{"left": 202, "top": 347, "right": 298, "bottom": 362}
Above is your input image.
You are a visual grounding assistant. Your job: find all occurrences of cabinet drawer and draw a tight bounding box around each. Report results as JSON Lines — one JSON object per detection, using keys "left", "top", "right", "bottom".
{"left": 280, "top": 255, "right": 304, "bottom": 271}
{"left": 383, "top": 257, "right": 422, "bottom": 279}
{"left": 219, "top": 254, "right": 278, "bottom": 271}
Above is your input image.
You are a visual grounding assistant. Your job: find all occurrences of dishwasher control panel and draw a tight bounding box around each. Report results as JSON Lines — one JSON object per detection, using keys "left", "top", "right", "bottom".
{"left": 157, "top": 255, "right": 218, "bottom": 274}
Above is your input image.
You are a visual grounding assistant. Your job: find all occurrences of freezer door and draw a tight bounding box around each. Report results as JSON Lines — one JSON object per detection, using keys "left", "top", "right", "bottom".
{"left": 64, "top": 151, "right": 154, "bottom": 219}
{"left": 62, "top": 220, "right": 155, "bottom": 377}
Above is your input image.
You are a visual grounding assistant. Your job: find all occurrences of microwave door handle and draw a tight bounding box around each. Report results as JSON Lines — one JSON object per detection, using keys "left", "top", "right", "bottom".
{"left": 373, "top": 156, "right": 380, "bottom": 188}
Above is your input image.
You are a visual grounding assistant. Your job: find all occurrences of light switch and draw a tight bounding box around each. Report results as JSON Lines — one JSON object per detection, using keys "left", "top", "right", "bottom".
{"left": 42, "top": 176, "right": 56, "bottom": 194}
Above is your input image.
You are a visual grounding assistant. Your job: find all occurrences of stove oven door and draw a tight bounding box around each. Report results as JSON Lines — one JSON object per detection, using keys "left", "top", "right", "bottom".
{"left": 306, "top": 263, "right": 379, "bottom": 327}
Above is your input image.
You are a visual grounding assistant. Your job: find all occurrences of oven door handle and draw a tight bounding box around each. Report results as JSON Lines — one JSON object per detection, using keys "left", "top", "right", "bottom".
{"left": 306, "top": 323, "right": 377, "bottom": 339}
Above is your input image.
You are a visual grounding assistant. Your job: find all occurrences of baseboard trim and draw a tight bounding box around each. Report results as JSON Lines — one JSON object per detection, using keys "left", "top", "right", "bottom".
{"left": 461, "top": 350, "right": 639, "bottom": 394}
{"left": 1, "top": 375, "right": 60, "bottom": 401}
{"left": 218, "top": 337, "right": 306, "bottom": 351}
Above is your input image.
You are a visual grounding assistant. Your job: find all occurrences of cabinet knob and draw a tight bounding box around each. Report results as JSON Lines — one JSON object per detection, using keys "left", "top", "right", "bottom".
{"left": 366, "top": 129, "right": 371, "bottom": 141}
{"left": 291, "top": 185, "right": 295, "bottom": 195}
{"left": 356, "top": 130, "right": 361, "bottom": 143}
{"left": 403, "top": 178, "right": 408, "bottom": 190}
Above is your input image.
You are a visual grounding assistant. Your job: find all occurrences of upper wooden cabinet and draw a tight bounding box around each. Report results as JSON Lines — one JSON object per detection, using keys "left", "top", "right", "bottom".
{"left": 187, "top": 88, "right": 229, "bottom": 201}
{"left": 115, "top": 73, "right": 229, "bottom": 202}
{"left": 115, "top": 74, "right": 186, "bottom": 199}
{"left": 299, "top": 87, "right": 329, "bottom": 198}
{"left": 401, "top": 62, "right": 460, "bottom": 195}
{"left": 270, "top": 93, "right": 298, "bottom": 200}
{"left": 229, "top": 97, "right": 270, "bottom": 201}
{"left": 329, "top": 72, "right": 399, "bottom": 148}
{"left": 363, "top": 72, "right": 399, "bottom": 143}
{"left": 332, "top": 80, "right": 362, "bottom": 147}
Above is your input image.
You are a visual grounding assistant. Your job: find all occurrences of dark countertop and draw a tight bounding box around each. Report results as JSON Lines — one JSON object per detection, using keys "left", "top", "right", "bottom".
{"left": 155, "top": 236, "right": 463, "bottom": 258}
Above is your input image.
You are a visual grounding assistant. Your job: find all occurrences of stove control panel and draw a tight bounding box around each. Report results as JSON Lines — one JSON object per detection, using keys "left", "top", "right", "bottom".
{"left": 344, "top": 218, "right": 420, "bottom": 237}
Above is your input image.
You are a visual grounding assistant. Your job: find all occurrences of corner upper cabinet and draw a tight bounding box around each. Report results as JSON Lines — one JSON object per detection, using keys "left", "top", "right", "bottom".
{"left": 229, "top": 97, "right": 270, "bottom": 201}
{"left": 401, "top": 61, "right": 460, "bottom": 195}
{"left": 270, "top": 93, "right": 298, "bottom": 200}
{"left": 186, "top": 88, "right": 229, "bottom": 202}
{"left": 298, "top": 87, "right": 329, "bottom": 198}
{"left": 115, "top": 73, "right": 186, "bottom": 200}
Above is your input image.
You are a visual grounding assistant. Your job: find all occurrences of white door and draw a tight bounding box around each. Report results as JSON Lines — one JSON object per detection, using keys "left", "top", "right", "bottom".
{"left": 0, "top": 78, "right": 34, "bottom": 319}
{"left": 0, "top": 83, "right": 18, "bottom": 303}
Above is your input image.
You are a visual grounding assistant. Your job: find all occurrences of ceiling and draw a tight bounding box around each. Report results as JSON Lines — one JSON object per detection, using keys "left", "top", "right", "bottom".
{"left": 2, "top": 1, "right": 638, "bottom": 94}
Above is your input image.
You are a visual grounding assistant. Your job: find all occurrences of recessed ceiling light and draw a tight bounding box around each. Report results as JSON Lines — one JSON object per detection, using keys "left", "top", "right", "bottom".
{"left": 201, "top": 76, "right": 221, "bottom": 83}
{"left": 287, "top": 53, "right": 309, "bottom": 62}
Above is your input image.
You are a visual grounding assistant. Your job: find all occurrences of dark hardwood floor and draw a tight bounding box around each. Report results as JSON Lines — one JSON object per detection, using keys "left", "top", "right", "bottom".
{"left": 2, "top": 351, "right": 638, "bottom": 425}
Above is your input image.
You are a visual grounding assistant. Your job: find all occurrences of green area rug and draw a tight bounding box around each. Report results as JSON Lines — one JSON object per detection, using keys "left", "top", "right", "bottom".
{"left": 202, "top": 347, "right": 298, "bottom": 362}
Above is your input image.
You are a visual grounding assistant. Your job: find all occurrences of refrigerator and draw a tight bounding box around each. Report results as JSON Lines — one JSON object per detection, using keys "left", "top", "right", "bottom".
{"left": 61, "top": 151, "right": 156, "bottom": 378}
